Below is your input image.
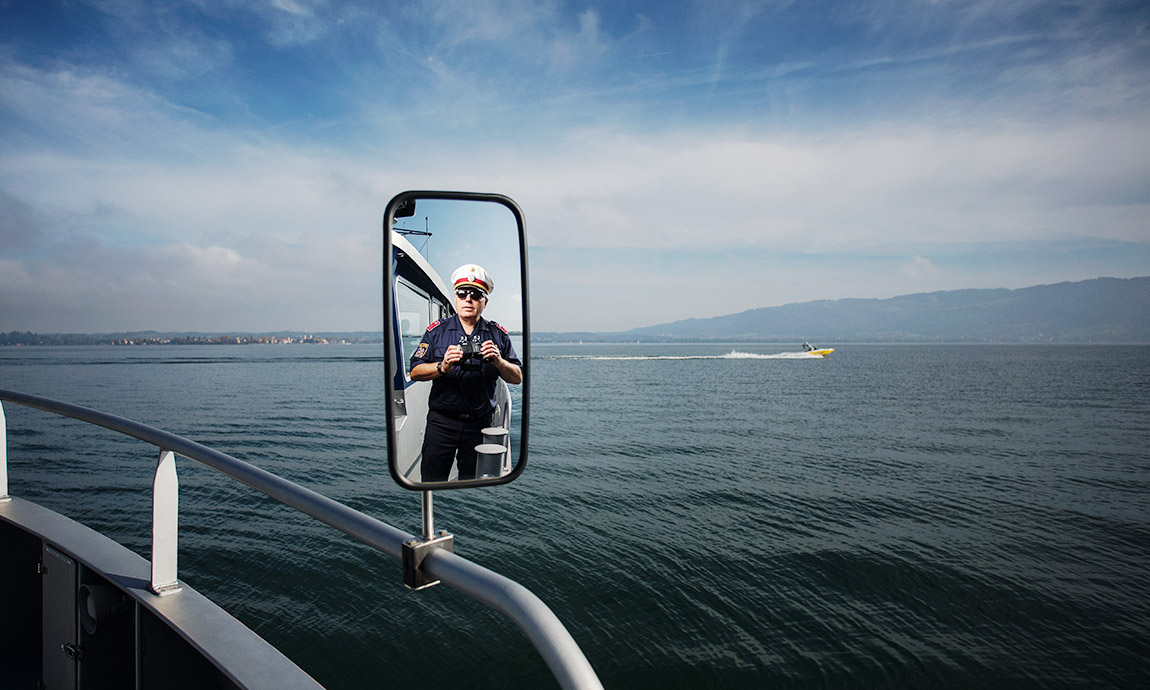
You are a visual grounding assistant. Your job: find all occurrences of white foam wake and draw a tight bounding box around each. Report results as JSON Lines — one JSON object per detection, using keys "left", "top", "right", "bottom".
{"left": 551, "top": 350, "right": 826, "bottom": 361}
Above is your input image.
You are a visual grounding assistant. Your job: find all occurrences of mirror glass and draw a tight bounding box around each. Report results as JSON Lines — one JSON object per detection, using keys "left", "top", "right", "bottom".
{"left": 383, "top": 193, "right": 529, "bottom": 490}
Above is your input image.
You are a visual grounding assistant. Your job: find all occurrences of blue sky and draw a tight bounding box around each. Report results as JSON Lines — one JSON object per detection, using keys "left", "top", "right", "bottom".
{"left": 2, "top": 0, "right": 1148, "bottom": 333}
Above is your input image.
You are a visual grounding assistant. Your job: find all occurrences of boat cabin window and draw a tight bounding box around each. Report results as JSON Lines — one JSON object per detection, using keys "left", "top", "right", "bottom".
{"left": 396, "top": 277, "right": 449, "bottom": 375}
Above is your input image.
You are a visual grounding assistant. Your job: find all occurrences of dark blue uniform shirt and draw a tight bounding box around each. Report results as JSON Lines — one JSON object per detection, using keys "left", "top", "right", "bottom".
{"left": 410, "top": 315, "right": 520, "bottom": 418}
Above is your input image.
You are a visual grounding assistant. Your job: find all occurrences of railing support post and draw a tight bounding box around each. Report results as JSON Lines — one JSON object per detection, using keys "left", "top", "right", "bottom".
{"left": 0, "top": 402, "right": 9, "bottom": 502}
{"left": 151, "top": 449, "right": 181, "bottom": 595}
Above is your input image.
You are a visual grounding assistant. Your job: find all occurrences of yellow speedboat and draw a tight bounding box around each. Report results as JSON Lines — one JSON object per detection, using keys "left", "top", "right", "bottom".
{"left": 801, "top": 342, "right": 834, "bottom": 357}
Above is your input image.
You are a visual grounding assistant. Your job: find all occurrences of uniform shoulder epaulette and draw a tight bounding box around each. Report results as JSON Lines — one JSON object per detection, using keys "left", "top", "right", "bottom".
{"left": 491, "top": 321, "right": 508, "bottom": 335}
{"left": 426, "top": 319, "right": 441, "bottom": 332}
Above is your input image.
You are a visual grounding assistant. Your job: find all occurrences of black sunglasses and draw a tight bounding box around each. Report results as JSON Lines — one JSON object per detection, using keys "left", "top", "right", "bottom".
{"left": 455, "top": 288, "right": 486, "bottom": 301}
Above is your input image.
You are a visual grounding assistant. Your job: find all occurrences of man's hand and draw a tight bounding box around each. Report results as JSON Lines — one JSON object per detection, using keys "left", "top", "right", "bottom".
{"left": 441, "top": 344, "right": 464, "bottom": 372}
{"left": 481, "top": 340, "right": 523, "bottom": 385}
{"left": 480, "top": 340, "right": 502, "bottom": 363}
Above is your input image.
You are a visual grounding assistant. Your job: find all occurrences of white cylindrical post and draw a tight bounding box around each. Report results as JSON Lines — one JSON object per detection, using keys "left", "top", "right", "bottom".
{"left": 474, "top": 444, "right": 507, "bottom": 478}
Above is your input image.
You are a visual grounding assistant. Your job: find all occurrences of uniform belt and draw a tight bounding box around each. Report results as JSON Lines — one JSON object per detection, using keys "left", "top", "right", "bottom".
{"left": 433, "top": 409, "right": 486, "bottom": 421}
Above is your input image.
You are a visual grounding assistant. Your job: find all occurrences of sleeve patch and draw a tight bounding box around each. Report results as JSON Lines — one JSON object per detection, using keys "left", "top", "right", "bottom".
{"left": 415, "top": 343, "right": 429, "bottom": 359}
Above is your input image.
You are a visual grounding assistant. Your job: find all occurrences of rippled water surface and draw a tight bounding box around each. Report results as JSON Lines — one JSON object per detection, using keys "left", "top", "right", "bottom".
{"left": 2, "top": 343, "right": 1148, "bottom": 689}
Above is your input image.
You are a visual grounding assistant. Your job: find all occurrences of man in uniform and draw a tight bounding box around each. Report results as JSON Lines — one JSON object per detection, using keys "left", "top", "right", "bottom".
{"left": 409, "top": 264, "right": 522, "bottom": 482}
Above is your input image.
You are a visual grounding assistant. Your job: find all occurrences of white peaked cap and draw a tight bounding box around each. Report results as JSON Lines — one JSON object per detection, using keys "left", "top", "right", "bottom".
{"left": 451, "top": 264, "right": 493, "bottom": 295}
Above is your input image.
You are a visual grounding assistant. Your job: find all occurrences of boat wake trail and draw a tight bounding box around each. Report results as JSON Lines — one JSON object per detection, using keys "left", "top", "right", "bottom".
{"left": 724, "top": 351, "right": 823, "bottom": 359}
{"left": 551, "top": 351, "right": 825, "bottom": 361}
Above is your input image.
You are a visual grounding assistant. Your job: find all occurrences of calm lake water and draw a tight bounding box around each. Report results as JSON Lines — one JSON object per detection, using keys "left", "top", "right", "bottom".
{"left": 2, "top": 343, "right": 1148, "bottom": 689}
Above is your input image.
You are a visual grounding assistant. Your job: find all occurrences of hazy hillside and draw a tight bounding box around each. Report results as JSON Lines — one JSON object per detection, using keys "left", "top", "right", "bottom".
{"left": 8, "top": 278, "right": 1147, "bottom": 346}
{"left": 568, "top": 277, "right": 1150, "bottom": 343}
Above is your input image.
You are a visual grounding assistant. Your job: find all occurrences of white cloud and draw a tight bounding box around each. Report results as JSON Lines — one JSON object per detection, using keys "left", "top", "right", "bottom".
{"left": 0, "top": 61, "right": 218, "bottom": 162}
{"left": 547, "top": 9, "right": 610, "bottom": 70}
{"left": 505, "top": 120, "right": 1150, "bottom": 252}
{"left": 900, "top": 254, "right": 940, "bottom": 280}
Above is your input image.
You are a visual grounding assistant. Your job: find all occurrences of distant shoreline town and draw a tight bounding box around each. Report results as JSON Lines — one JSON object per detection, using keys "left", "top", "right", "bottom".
{"left": 1, "top": 332, "right": 382, "bottom": 346}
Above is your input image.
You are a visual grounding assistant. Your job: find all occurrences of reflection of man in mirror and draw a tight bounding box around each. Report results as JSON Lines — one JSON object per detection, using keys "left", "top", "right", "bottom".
{"left": 409, "top": 264, "right": 523, "bottom": 482}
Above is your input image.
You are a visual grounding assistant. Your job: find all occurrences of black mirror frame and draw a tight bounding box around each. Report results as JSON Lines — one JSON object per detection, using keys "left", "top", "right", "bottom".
{"left": 382, "top": 191, "right": 531, "bottom": 491}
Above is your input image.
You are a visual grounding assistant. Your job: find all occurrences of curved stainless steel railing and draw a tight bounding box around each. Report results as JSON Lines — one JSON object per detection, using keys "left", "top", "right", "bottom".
{"left": 0, "top": 388, "right": 603, "bottom": 690}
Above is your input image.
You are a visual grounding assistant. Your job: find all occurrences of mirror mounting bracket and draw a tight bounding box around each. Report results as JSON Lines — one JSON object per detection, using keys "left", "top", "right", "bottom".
{"left": 402, "top": 490, "right": 454, "bottom": 590}
{"left": 403, "top": 530, "right": 454, "bottom": 591}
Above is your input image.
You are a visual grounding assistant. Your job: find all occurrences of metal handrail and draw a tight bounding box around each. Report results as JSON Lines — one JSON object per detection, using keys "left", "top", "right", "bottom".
{"left": 0, "top": 388, "right": 603, "bottom": 690}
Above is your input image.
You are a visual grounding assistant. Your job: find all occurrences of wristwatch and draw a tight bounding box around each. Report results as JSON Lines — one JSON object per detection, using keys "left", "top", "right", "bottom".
{"left": 436, "top": 361, "right": 443, "bottom": 375}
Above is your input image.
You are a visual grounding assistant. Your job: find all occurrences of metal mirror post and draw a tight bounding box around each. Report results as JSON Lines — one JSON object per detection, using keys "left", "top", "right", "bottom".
{"left": 382, "top": 192, "right": 530, "bottom": 506}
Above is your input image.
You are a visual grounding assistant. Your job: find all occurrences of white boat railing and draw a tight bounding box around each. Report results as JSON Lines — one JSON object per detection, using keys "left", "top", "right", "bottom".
{"left": 0, "top": 389, "right": 603, "bottom": 690}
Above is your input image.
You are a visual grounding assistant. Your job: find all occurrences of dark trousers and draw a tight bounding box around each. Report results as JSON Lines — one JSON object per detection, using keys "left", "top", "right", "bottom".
{"left": 420, "top": 410, "right": 487, "bottom": 482}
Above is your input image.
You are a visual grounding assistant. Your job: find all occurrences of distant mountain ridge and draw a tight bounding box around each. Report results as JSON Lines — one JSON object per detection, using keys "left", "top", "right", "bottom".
{"left": 7, "top": 278, "right": 1147, "bottom": 345}
{"left": 537, "top": 277, "right": 1150, "bottom": 343}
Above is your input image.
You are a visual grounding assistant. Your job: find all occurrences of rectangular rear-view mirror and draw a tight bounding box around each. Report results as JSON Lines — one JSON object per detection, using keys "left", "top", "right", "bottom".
{"left": 383, "top": 192, "right": 530, "bottom": 490}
